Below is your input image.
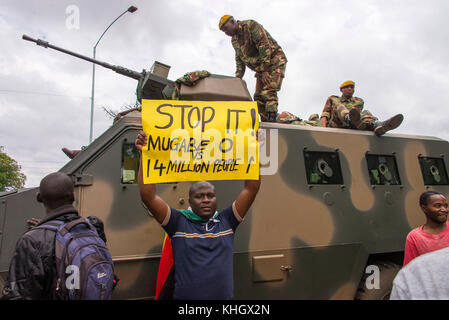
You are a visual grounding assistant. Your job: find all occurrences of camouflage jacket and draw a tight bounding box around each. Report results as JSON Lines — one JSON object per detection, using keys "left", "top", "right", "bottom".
{"left": 231, "top": 20, "right": 286, "bottom": 78}
{"left": 320, "top": 95, "right": 365, "bottom": 119}
{"left": 175, "top": 70, "right": 211, "bottom": 86}
{"left": 163, "top": 70, "right": 211, "bottom": 100}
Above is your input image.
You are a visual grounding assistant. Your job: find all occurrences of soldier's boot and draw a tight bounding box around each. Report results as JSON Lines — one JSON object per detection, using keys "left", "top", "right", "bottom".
{"left": 349, "top": 108, "right": 361, "bottom": 126}
{"left": 62, "top": 147, "right": 81, "bottom": 159}
{"left": 348, "top": 108, "right": 361, "bottom": 127}
{"left": 372, "top": 114, "right": 404, "bottom": 137}
{"left": 266, "top": 112, "right": 279, "bottom": 123}
{"left": 343, "top": 108, "right": 361, "bottom": 127}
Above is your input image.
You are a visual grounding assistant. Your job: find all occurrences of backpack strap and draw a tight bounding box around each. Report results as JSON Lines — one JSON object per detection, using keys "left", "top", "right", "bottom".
{"left": 59, "top": 217, "right": 96, "bottom": 236}
{"left": 33, "top": 220, "right": 65, "bottom": 232}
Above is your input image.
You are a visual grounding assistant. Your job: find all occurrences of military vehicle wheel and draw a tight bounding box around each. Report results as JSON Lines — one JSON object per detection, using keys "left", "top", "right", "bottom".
{"left": 355, "top": 261, "right": 401, "bottom": 300}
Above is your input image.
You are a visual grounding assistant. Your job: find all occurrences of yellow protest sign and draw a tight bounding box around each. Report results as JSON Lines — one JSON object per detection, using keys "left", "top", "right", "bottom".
{"left": 141, "top": 99, "right": 259, "bottom": 183}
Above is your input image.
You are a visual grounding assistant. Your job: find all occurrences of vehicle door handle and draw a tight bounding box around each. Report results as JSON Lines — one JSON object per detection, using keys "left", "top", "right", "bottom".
{"left": 280, "top": 265, "right": 292, "bottom": 272}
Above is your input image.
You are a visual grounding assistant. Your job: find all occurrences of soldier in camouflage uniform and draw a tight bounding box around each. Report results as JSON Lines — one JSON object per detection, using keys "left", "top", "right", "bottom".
{"left": 219, "top": 15, "right": 287, "bottom": 122}
{"left": 319, "top": 81, "right": 404, "bottom": 136}
{"left": 278, "top": 111, "right": 320, "bottom": 126}
{"left": 164, "top": 70, "right": 211, "bottom": 100}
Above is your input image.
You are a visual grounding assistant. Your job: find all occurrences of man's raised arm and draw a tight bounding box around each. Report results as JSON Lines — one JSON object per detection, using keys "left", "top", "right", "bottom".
{"left": 234, "top": 129, "right": 262, "bottom": 219}
{"left": 136, "top": 130, "right": 170, "bottom": 225}
{"left": 234, "top": 175, "right": 261, "bottom": 220}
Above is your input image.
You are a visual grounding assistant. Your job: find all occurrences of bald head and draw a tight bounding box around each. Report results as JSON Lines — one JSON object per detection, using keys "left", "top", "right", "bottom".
{"left": 37, "top": 172, "right": 74, "bottom": 210}
{"left": 189, "top": 181, "right": 215, "bottom": 199}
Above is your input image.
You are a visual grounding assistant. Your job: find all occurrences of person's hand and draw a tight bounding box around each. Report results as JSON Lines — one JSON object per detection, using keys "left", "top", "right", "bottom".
{"left": 135, "top": 130, "right": 147, "bottom": 151}
{"left": 27, "top": 217, "right": 40, "bottom": 229}
{"left": 261, "top": 71, "right": 271, "bottom": 87}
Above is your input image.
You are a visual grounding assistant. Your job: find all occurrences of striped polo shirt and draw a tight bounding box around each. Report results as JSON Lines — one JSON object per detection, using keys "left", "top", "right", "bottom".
{"left": 161, "top": 202, "right": 242, "bottom": 300}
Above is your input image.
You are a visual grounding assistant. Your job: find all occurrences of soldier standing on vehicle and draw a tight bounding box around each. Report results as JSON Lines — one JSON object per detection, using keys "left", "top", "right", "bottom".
{"left": 319, "top": 80, "right": 404, "bottom": 136}
{"left": 219, "top": 15, "right": 287, "bottom": 123}
{"left": 402, "top": 191, "right": 449, "bottom": 266}
{"left": 135, "top": 130, "right": 260, "bottom": 299}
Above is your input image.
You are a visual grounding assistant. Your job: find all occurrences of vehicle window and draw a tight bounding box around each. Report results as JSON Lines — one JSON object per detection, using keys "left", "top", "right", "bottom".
{"left": 418, "top": 157, "right": 449, "bottom": 185}
{"left": 365, "top": 154, "right": 401, "bottom": 186}
{"left": 303, "top": 151, "right": 344, "bottom": 185}
{"left": 122, "top": 142, "right": 140, "bottom": 184}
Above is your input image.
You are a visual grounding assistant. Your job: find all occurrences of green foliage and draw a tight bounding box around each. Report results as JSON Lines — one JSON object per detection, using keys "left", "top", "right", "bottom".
{"left": 0, "top": 146, "right": 26, "bottom": 192}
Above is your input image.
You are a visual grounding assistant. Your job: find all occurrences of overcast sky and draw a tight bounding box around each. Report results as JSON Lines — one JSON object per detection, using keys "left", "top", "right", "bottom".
{"left": 1, "top": 0, "right": 448, "bottom": 187}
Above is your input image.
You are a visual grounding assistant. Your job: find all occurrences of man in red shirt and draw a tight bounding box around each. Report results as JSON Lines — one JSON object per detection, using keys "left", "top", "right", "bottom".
{"left": 403, "top": 191, "right": 449, "bottom": 266}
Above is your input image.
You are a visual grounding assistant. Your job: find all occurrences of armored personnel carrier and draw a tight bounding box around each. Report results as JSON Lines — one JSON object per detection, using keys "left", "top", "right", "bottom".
{"left": 1, "top": 37, "right": 448, "bottom": 299}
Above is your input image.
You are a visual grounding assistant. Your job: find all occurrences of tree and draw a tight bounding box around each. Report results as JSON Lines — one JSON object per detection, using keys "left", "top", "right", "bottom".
{"left": 0, "top": 146, "right": 26, "bottom": 192}
{"left": 102, "top": 102, "right": 140, "bottom": 122}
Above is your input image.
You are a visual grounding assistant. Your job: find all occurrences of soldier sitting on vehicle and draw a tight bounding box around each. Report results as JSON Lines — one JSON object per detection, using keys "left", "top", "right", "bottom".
{"left": 319, "top": 80, "right": 404, "bottom": 136}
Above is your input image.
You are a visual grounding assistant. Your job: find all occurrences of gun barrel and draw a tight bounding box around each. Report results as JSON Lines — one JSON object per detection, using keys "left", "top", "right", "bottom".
{"left": 22, "top": 34, "right": 142, "bottom": 81}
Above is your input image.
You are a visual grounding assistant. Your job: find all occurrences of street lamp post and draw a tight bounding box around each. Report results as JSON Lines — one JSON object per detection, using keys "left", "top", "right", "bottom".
{"left": 89, "top": 5, "right": 137, "bottom": 144}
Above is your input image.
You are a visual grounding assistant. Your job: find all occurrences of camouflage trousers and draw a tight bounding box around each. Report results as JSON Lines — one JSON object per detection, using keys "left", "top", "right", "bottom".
{"left": 278, "top": 111, "right": 320, "bottom": 126}
{"left": 254, "top": 63, "right": 286, "bottom": 121}
{"left": 328, "top": 104, "right": 378, "bottom": 130}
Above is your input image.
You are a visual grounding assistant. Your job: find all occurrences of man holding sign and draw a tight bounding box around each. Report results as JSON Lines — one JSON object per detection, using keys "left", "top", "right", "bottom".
{"left": 135, "top": 130, "right": 260, "bottom": 299}
{"left": 137, "top": 99, "right": 261, "bottom": 299}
